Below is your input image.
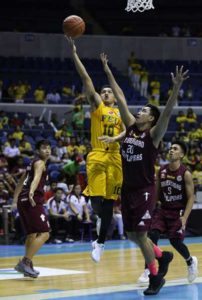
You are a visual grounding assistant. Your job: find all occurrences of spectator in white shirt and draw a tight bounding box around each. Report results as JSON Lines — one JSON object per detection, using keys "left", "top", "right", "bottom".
{"left": 67, "top": 184, "right": 91, "bottom": 239}
{"left": 47, "top": 188, "right": 72, "bottom": 243}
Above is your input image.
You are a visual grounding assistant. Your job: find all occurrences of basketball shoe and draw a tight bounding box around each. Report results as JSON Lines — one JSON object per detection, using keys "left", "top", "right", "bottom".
{"left": 137, "top": 268, "right": 150, "bottom": 285}
{"left": 15, "top": 260, "right": 38, "bottom": 278}
{"left": 143, "top": 274, "right": 165, "bottom": 296}
{"left": 158, "top": 251, "right": 173, "bottom": 277}
{"left": 91, "top": 240, "right": 104, "bottom": 263}
{"left": 187, "top": 256, "right": 198, "bottom": 283}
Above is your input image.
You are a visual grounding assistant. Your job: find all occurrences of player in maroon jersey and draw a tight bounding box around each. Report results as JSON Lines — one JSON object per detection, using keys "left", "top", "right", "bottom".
{"left": 101, "top": 53, "right": 189, "bottom": 295}
{"left": 138, "top": 141, "right": 198, "bottom": 284}
{"left": 12, "top": 140, "right": 51, "bottom": 278}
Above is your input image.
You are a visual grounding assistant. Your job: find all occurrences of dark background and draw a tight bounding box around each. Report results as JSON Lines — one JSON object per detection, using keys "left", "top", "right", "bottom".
{"left": 0, "top": 0, "right": 202, "bottom": 36}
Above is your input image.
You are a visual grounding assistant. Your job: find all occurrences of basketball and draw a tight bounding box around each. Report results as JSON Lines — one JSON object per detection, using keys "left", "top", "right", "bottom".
{"left": 63, "top": 15, "right": 85, "bottom": 38}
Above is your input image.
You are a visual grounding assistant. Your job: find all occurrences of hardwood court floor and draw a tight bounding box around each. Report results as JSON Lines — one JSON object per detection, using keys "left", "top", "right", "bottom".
{"left": 0, "top": 238, "right": 201, "bottom": 299}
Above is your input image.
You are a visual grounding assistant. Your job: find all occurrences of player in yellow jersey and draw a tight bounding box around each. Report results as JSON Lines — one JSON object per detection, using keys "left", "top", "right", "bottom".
{"left": 67, "top": 38, "right": 125, "bottom": 262}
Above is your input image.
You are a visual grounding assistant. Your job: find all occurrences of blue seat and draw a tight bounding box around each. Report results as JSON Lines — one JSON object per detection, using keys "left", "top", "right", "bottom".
{"left": 49, "top": 170, "right": 61, "bottom": 180}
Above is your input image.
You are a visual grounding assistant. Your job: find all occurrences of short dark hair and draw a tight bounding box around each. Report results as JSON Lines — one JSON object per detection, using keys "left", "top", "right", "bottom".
{"left": 36, "top": 139, "right": 51, "bottom": 150}
{"left": 145, "top": 103, "right": 161, "bottom": 127}
{"left": 172, "top": 141, "right": 187, "bottom": 156}
{"left": 100, "top": 85, "right": 112, "bottom": 93}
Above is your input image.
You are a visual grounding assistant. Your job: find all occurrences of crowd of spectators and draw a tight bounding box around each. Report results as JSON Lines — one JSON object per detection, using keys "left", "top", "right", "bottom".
{"left": 1, "top": 97, "right": 202, "bottom": 244}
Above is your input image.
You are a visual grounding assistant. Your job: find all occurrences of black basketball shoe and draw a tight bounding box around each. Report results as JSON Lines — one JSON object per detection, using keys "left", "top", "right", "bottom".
{"left": 158, "top": 251, "right": 173, "bottom": 277}
{"left": 144, "top": 274, "right": 165, "bottom": 296}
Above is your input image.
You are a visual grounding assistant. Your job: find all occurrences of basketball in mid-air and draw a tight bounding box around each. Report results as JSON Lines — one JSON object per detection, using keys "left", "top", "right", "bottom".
{"left": 63, "top": 15, "right": 85, "bottom": 38}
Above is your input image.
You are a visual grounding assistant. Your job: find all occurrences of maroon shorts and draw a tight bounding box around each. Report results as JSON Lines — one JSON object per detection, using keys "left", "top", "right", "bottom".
{"left": 151, "top": 208, "right": 185, "bottom": 239}
{"left": 121, "top": 185, "right": 156, "bottom": 232}
{"left": 17, "top": 198, "right": 50, "bottom": 234}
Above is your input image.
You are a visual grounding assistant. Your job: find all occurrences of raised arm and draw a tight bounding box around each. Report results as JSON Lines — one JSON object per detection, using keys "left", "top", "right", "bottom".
{"left": 151, "top": 66, "right": 189, "bottom": 147}
{"left": 100, "top": 53, "right": 135, "bottom": 128}
{"left": 67, "top": 37, "right": 101, "bottom": 111}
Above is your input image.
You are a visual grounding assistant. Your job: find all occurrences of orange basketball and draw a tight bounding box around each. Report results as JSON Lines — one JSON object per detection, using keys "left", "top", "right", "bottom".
{"left": 63, "top": 15, "right": 85, "bottom": 38}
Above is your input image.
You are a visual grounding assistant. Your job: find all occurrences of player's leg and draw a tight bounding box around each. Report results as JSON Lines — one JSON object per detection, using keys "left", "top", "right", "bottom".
{"left": 127, "top": 231, "right": 165, "bottom": 295}
{"left": 170, "top": 238, "right": 198, "bottom": 282}
{"left": 138, "top": 229, "right": 161, "bottom": 284}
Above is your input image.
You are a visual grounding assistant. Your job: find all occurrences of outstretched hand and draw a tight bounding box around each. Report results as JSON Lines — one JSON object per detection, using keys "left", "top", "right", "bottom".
{"left": 98, "top": 135, "right": 115, "bottom": 144}
{"left": 171, "top": 66, "right": 189, "bottom": 87}
{"left": 65, "top": 36, "right": 77, "bottom": 53}
{"left": 100, "top": 53, "right": 110, "bottom": 73}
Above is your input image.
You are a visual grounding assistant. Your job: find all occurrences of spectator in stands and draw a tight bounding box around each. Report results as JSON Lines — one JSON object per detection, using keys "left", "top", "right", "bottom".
{"left": 196, "top": 123, "right": 202, "bottom": 140}
{"left": 62, "top": 83, "right": 75, "bottom": 102}
{"left": 107, "top": 198, "right": 126, "bottom": 240}
{"left": 130, "top": 62, "right": 142, "bottom": 91}
{"left": 192, "top": 163, "right": 202, "bottom": 192}
{"left": 188, "top": 125, "right": 200, "bottom": 142}
{"left": 148, "top": 95, "right": 159, "bottom": 107}
{"left": 150, "top": 77, "right": 160, "bottom": 103}
{"left": 186, "top": 108, "right": 197, "bottom": 125}
{"left": 0, "top": 153, "right": 8, "bottom": 173}
{"left": 158, "top": 152, "right": 169, "bottom": 166}
{"left": 176, "top": 110, "right": 187, "bottom": 124}
{"left": 72, "top": 104, "right": 85, "bottom": 135}
{"left": 67, "top": 184, "right": 91, "bottom": 240}
{"left": 140, "top": 68, "right": 149, "bottom": 98}
{"left": 47, "top": 187, "right": 72, "bottom": 243}
{"left": 62, "top": 156, "right": 83, "bottom": 185}
{"left": 49, "top": 147, "right": 63, "bottom": 164}
{"left": 10, "top": 113, "right": 23, "bottom": 127}
{"left": 12, "top": 126, "right": 24, "bottom": 141}
{"left": 0, "top": 110, "right": 9, "bottom": 129}
{"left": 66, "top": 136, "right": 79, "bottom": 158}
{"left": 3, "top": 172, "right": 17, "bottom": 196}
{"left": 24, "top": 113, "right": 36, "bottom": 128}
{"left": 44, "top": 180, "right": 58, "bottom": 203}
{"left": 0, "top": 180, "right": 10, "bottom": 235}
{"left": 55, "top": 139, "right": 67, "bottom": 159}
{"left": 53, "top": 123, "right": 73, "bottom": 140}
{"left": 14, "top": 80, "right": 28, "bottom": 103}
{"left": 34, "top": 85, "right": 46, "bottom": 103}
{"left": 46, "top": 89, "right": 61, "bottom": 104}
{"left": 18, "top": 136, "right": 34, "bottom": 158}
{"left": 11, "top": 156, "right": 26, "bottom": 180}
{"left": 8, "top": 83, "right": 17, "bottom": 102}
{"left": 3, "top": 138, "right": 20, "bottom": 169}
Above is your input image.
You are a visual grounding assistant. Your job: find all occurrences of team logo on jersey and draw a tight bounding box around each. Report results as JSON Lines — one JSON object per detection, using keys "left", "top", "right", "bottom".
{"left": 108, "top": 111, "right": 114, "bottom": 115}
{"left": 138, "top": 221, "right": 145, "bottom": 226}
{"left": 167, "top": 175, "right": 175, "bottom": 180}
{"left": 177, "top": 175, "right": 182, "bottom": 182}
{"left": 142, "top": 210, "right": 151, "bottom": 220}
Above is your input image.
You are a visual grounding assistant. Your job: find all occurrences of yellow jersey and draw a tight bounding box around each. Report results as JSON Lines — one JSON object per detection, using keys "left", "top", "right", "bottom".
{"left": 91, "top": 102, "right": 122, "bottom": 152}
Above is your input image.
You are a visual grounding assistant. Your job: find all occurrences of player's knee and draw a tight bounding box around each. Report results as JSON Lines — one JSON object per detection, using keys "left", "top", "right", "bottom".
{"left": 137, "top": 233, "right": 147, "bottom": 246}
{"left": 149, "top": 229, "right": 160, "bottom": 245}
{"left": 41, "top": 232, "right": 50, "bottom": 242}
{"left": 127, "top": 231, "right": 140, "bottom": 245}
{"left": 169, "top": 238, "right": 181, "bottom": 249}
{"left": 90, "top": 196, "right": 103, "bottom": 215}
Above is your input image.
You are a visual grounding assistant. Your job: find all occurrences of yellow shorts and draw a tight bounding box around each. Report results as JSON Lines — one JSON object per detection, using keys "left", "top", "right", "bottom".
{"left": 84, "top": 151, "right": 122, "bottom": 200}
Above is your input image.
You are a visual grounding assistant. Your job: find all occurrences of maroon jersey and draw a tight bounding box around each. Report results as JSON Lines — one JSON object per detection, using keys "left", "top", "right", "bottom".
{"left": 18, "top": 158, "right": 47, "bottom": 204}
{"left": 121, "top": 124, "right": 158, "bottom": 189}
{"left": 159, "top": 164, "right": 187, "bottom": 210}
